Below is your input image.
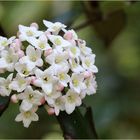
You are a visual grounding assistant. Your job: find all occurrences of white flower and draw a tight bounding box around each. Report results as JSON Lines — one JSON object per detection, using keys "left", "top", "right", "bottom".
{"left": 48, "top": 35, "right": 70, "bottom": 52}
{"left": 78, "top": 39, "right": 92, "bottom": 56}
{"left": 34, "top": 68, "right": 57, "bottom": 95}
{"left": 45, "top": 89, "right": 62, "bottom": 105}
{"left": 52, "top": 96, "right": 65, "bottom": 116}
{"left": 9, "top": 74, "right": 28, "bottom": 92}
{"left": 43, "top": 20, "right": 66, "bottom": 34}
{"left": 29, "top": 34, "right": 51, "bottom": 50}
{"left": 15, "top": 62, "right": 33, "bottom": 77}
{"left": 19, "top": 45, "right": 43, "bottom": 70}
{"left": 55, "top": 68, "right": 70, "bottom": 87}
{"left": 69, "top": 58, "right": 84, "bottom": 73}
{"left": 18, "top": 25, "right": 43, "bottom": 41}
{"left": 15, "top": 107, "right": 39, "bottom": 128}
{"left": 70, "top": 73, "right": 86, "bottom": 93}
{"left": 0, "top": 48, "right": 18, "bottom": 71}
{"left": 68, "top": 46, "right": 80, "bottom": 58}
{"left": 84, "top": 75, "right": 97, "bottom": 95}
{"left": 17, "top": 86, "right": 43, "bottom": 111}
{"left": 64, "top": 89, "right": 82, "bottom": 114}
{"left": 81, "top": 54, "right": 98, "bottom": 73}
{"left": 45, "top": 49, "right": 68, "bottom": 65}
{"left": 0, "top": 74, "right": 13, "bottom": 96}
{"left": 0, "top": 36, "right": 15, "bottom": 51}
{"left": 45, "top": 49, "right": 69, "bottom": 75}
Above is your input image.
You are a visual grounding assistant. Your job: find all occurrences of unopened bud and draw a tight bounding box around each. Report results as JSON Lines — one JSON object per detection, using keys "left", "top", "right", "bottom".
{"left": 11, "top": 94, "right": 18, "bottom": 103}
{"left": 30, "top": 22, "right": 39, "bottom": 29}
{"left": 44, "top": 105, "right": 55, "bottom": 115}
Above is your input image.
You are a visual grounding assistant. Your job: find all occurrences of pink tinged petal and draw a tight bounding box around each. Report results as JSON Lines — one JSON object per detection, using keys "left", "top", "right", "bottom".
{"left": 84, "top": 71, "right": 92, "bottom": 78}
{"left": 44, "top": 48, "right": 53, "bottom": 57}
{"left": 17, "top": 50, "right": 24, "bottom": 58}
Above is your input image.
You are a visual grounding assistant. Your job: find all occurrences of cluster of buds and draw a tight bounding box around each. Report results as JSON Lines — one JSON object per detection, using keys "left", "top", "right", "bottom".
{"left": 0, "top": 20, "right": 98, "bottom": 128}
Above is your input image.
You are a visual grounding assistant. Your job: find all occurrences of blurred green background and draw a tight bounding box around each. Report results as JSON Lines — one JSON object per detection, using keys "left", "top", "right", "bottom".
{"left": 0, "top": 1, "right": 140, "bottom": 139}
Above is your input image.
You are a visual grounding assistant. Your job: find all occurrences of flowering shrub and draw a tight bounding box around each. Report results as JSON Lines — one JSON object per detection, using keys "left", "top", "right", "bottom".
{"left": 0, "top": 20, "right": 98, "bottom": 128}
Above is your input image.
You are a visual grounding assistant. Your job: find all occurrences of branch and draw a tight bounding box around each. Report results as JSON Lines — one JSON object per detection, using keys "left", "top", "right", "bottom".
{"left": 72, "top": 20, "right": 91, "bottom": 31}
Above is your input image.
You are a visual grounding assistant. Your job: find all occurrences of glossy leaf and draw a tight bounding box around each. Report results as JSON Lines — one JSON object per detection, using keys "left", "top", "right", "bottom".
{"left": 57, "top": 108, "right": 98, "bottom": 139}
{"left": 0, "top": 96, "right": 10, "bottom": 116}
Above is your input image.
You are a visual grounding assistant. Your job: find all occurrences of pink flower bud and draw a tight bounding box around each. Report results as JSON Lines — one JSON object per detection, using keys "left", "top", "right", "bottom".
{"left": 11, "top": 94, "right": 18, "bottom": 103}
{"left": 14, "top": 39, "right": 22, "bottom": 48}
{"left": 30, "top": 22, "right": 39, "bottom": 29}
{"left": 26, "top": 77, "right": 32, "bottom": 84}
{"left": 44, "top": 105, "right": 55, "bottom": 115}
{"left": 30, "top": 76, "right": 37, "bottom": 84}
{"left": 45, "top": 31, "right": 51, "bottom": 37}
{"left": 56, "top": 83, "right": 64, "bottom": 91}
{"left": 40, "top": 97, "right": 46, "bottom": 105}
{"left": 64, "top": 31, "right": 73, "bottom": 40}
{"left": 84, "top": 71, "right": 92, "bottom": 78}
{"left": 17, "top": 50, "right": 24, "bottom": 58}
{"left": 47, "top": 107, "right": 55, "bottom": 115}
{"left": 44, "top": 48, "right": 53, "bottom": 57}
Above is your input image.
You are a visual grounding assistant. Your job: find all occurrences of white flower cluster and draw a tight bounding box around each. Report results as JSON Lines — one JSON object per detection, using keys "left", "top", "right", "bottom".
{"left": 0, "top": 20, "right": 98, "bottom": 128}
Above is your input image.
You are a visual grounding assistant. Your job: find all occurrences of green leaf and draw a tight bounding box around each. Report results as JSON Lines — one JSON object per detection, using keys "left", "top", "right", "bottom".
{"left": 84, "top": 107, "right": 98, "bottom": 138}
{"left": 57, "top": 108, "right": 98, "bottom": 139}
{"left": 0, "top": 96, "right": 10, "bottom": 116}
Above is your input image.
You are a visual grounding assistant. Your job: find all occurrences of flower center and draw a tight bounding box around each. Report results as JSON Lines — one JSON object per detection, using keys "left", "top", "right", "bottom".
{"left": 19, "top": 79, "right": 26, "bottom": 86}
{"left": 30, "top": 56, "right": 37, "bottom": 62}
{"left": 85, "top": 59, "right": 90, "bottom": 67}
{"left": 73, "top": 79, "right": 79, "bottom": 87}
{"left": 54, "top": 38, "right": 61, "bottom": 45}
{"left": 39, "top": 42, "right": 45, "bottom": 49}
{"left": 59, "top": 73, "right": 65, "bottom": 80}
{"left": 67, "top": 95, "right": 75, "bottom": 103}
{"left": 71, "top": 47, "right": 77, "bottom": 55}
{"left": 26, "top": 30, "right": 34, "bottom": 36}
{"left": 24, "top": 111, "right": 31, "bottom": 118}
{"left": 1, "top": 40, "right": 8, "bottom": 47}
{"left": 29, "top": 94, "right": 34, "bottom": 100}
